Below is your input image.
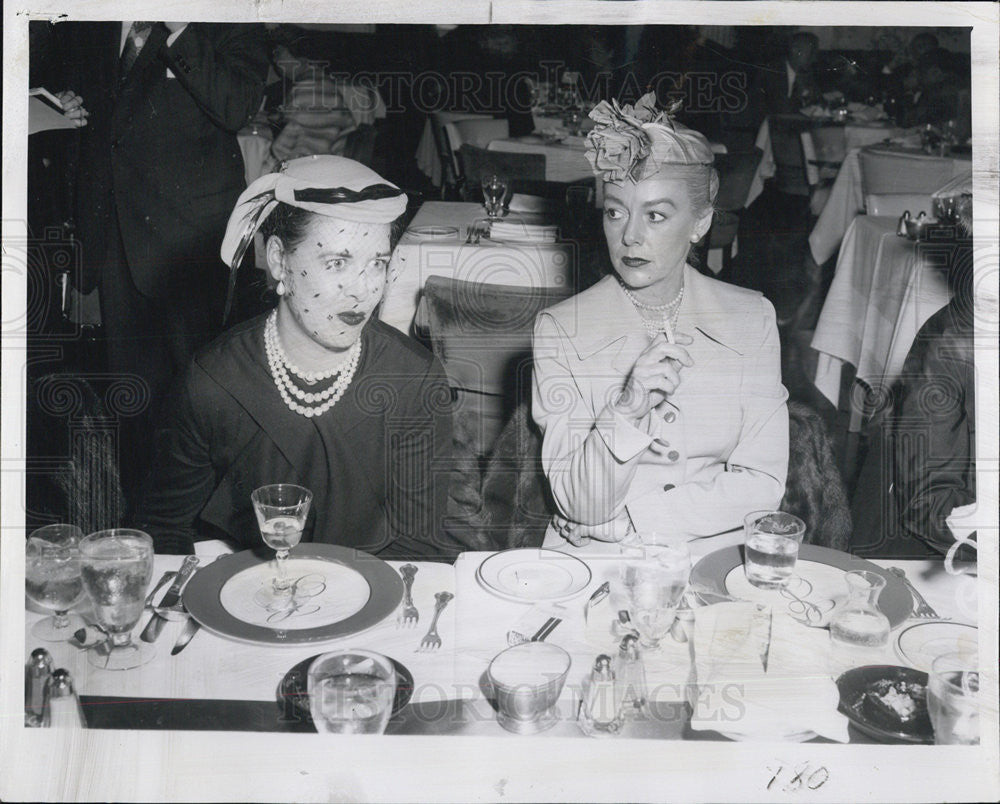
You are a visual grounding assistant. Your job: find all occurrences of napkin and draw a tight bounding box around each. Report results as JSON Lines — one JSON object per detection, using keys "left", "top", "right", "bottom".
{"left": 489, "top": 220, "right": 558, "bottom": 243}
{"left": 507, "top": 193, "right": 558, "bottom": 214}
{"left": 507, "top": 602, "right": 570, "bottom": 645}
{"left": 689, "top": 602, "right": 850, "bottom": 742}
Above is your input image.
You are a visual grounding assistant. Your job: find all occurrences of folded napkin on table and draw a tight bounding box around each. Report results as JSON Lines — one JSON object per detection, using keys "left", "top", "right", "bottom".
{"left": 489, "top": 220, "right": 559, "bottom": 243}
{"left": 507, "top": 193, "right": 558, "bottom": 214}
{"left": 689, "top": 601, "right": 849, "bottom": 742}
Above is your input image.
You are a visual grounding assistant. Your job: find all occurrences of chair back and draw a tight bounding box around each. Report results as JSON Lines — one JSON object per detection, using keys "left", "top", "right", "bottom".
{"left": 713, "top": 147, "right": 764, "bottom": 211}
{"left": 429, "top": 113, "right": 461, "bottom": 192}
{"left": 780, "top": 401, "right": 851, "bottom": 551}
{"left": 419, "top": 277, "right": 572, "bottom": 458}
{"left": 803, "top": 125, "right": 847, "bottom": 186}
{"left": 341, "top": 124, "right": 377, "bottom": 167}
{"left": 456, "top": 144, "right": 547, "bottom": 200}
{"left": 767, "top": 115, "right": 814, "bottom": 197}
{"left": 864, "top": 193, "right": 933, "bottom": 217}
{"left": 859, "top": 150, "right": 959, "bottom": 197}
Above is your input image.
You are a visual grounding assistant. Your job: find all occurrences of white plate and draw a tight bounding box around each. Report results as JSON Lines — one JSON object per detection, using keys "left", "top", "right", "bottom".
{"left": 894, "top": 621, "right": 978, "bottom": 673}
{"left": 476, "top": 548, "right": 592, "bottom": 603}
{"left": 407, "top": 225, "right": 459, "bottom": 241}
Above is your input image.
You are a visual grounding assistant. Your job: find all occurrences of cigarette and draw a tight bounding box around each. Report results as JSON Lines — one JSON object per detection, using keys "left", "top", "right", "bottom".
{"left": 663, "top": 319, "right": 675, "bottom": 344}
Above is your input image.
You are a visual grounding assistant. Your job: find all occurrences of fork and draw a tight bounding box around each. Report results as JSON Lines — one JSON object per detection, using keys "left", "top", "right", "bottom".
{"left": 397, "top": 564, "right": 419, "bottom": 627}
{"left": 889, "top": 566, "right": 945, "bottom": 619}
{"left": 417, "top": 591, "right": 453, "bottom": 651}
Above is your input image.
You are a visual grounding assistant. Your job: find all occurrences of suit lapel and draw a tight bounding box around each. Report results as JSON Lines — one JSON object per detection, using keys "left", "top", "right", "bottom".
{"left": 112, "top": 23, "right": 170, "bottom": 134}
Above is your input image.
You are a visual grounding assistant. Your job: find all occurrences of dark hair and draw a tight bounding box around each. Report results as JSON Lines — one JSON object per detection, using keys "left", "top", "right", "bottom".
{"left": 258, "top": 201, "right": 407, "bottom": 252}
{"left": 789, "top": 32, "right": 819, "bottom": 52}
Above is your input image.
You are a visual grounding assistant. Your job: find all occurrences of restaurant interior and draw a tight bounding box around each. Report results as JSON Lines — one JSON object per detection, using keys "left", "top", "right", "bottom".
{"left": 16, "top": 20, "right": 986, "bottom": 755}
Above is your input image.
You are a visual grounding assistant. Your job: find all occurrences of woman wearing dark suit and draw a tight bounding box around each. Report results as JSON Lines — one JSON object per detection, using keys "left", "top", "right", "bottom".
{"left": 532, "top": 94, "right": 789, "bottom": 551}
{"left": 136, "top": 157, "right": 457, "bottom": 561}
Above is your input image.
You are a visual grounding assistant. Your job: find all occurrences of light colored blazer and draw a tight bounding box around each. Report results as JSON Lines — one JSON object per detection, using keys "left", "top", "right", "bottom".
{"left": 531, "top": 264, "right": 789, "bottom": 541}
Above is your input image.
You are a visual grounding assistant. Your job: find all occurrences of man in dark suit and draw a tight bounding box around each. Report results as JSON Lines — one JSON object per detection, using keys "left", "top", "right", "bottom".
{"left": 756, "top": 31, "right": 821, "bottom": 118}
{"left": 55, "top": 21, "right": 269, "bottom": 502}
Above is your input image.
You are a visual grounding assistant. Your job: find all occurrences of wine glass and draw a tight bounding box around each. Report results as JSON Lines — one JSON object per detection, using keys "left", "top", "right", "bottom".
{"left": 481, "top": 173, "right": 509, "bottom": 220}
{"left": 251, "top": 484, "right": 313, "bottom": 606}
{"left": 79, "top": 529, "right": 155, "bottom": 670}
{"left": 25, "top": 524, "right": 85, "bottom": 641}
{"left": 618, "top": 540, "right": 691, "bottom": 649}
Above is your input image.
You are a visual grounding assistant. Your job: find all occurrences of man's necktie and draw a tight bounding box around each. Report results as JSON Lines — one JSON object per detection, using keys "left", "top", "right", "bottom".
{"left": 119, "top": 22, "right": 153, "bottom": 84}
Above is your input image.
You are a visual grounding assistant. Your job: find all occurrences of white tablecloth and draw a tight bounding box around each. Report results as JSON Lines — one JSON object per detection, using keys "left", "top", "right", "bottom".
{"left": 487, "top": 136, "right": 593, "bottom": 183}
{"left": 380, "top": 201, "right": 576, "bottom": 335}
{"left": 810, "top": 215, "right": 952, "bottom": 422}
{"left": 23, "top": 533, "right": 977, "bottom": 716}
{"left": 809, "top": 145, "right": 971, "bottom": 266}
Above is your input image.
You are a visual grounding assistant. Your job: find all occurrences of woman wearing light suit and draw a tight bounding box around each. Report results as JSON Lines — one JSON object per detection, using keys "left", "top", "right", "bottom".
{"left": 532, "top": 94, "right": 788, "bottom": 550}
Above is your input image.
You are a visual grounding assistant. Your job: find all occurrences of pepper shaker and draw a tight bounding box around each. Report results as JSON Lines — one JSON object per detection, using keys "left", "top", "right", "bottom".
{"left": 24, "top": 648, "right": 53, "bottom": 727}
{"left": 614, "top": 634, "right": 649, "bottom": 718}
{"left": 44, "top": 669, "right": 86, "bottom": 729}
{"left": 579, "top": 655, "right": 623, "bottom": 737}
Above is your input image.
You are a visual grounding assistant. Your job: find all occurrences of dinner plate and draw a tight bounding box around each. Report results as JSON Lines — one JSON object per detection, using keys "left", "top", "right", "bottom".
{"left": 836, "top": 665, "right": 933, "bottom": 744}
{"left": 183, "top": 544, "right": 404, "bottom": 646}
{"left": 407, "top": 225, "right": 459, "bottom": 241}
{"left": 895, "top": 621, "right": 978, "bottom": 673}
{"left": 476, "top": 548, "right": 592, "bottom": 603}
{"left": 689, "top": 544, "right": 912, "bottom": 629}
{"left": 277, "top": 654, "right": 413, "bottom": 729}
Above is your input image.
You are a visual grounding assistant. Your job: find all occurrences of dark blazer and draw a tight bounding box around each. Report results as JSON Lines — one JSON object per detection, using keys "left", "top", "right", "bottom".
{"left": 135, "top": 315, "right": 459, "bottom": 562}
{"left": 61, "top": 22, "right": 269, "bottom": 297}
{"left": 754, "top": 59, "right": 820, "bottom": 121}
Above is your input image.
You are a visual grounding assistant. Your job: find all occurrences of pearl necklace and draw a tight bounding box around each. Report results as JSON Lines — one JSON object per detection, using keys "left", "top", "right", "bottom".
{"left": 620, "top": 280, "right": 684, "bottom": 312}
{"left": 264, "top": 311, "right": 361, "bottom": 418}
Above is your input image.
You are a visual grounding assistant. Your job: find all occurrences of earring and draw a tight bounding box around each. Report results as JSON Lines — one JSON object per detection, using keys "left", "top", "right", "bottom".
{"left": 276, "top": 278, "right": 286, "bottom": 296}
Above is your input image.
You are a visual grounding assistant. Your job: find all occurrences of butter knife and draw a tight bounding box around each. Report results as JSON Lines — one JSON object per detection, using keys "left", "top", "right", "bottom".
{"left": 171, "top": 616, "right": 201, "bottom": 655}
{"left": 761, "top": 606, "right": 773, "bottom": 673}
{"left": 140, "top": 555, "right": 199, "bottom": 643}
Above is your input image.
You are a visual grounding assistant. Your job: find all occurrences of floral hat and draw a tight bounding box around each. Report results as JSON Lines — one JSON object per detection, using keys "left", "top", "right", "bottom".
{"left": 585, "top": 92, "right": 715, "bottom": 183}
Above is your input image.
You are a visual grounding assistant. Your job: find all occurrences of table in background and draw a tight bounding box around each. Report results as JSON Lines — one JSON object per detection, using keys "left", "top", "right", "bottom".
{"left": 809, "top": 144, "right": 971, "bottom": 266}
{"left": 380, "top": 201, "right": 576, "bottom": 335}
{"left": 487, "top": 135, "right": 593, "bottom": 183}
{"left": 811, "top": 215, "right": 954, "bottom": 430}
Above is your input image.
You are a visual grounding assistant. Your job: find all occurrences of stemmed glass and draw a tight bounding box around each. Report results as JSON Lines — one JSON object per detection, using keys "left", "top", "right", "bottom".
{"left": 79, "top": 529, "right": 155, "bottom": 670}
{"left": 617, "top": 538, "right": 691, "bottom": 649}
{"left": 481, "top": 173, "right": 509, "bottom": 220}
{"left": 251, "top": 484, "right": 313, "bottom": 606}
{"left": 25, "top": 524, "right": 85, "bottom": 641}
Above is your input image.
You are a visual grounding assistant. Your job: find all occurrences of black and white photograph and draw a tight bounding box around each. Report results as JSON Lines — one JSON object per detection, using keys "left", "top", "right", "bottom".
{"left": 2, "top": 1, "right": 997, "bottom": 801}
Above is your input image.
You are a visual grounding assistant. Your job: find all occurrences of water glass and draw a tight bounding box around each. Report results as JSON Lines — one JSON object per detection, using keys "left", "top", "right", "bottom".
{"left": 487, "top": 642, "right": 572, "bottom": 734}
{"left": 743, "top": 510, "right": 806, "bottom": 589}
{"left": 308, "top": 650, "right": 396, "bottom": 735}
{"left": 25, "top": 524, "right": 85, "bottom": 641}
{"left": 79, "top": 529, "right": 155, "bottom": 670}
{"left": 481, "top": 173, "right": 509, "bottom": 219}
{"left": 928, "top": 651, "right": 980, "bottom": 745}
{"left": 618, "top": 547, "right": 690, "bottom": 649}
{"left": 251, "top": 484, "right": 313, "bottom": 606}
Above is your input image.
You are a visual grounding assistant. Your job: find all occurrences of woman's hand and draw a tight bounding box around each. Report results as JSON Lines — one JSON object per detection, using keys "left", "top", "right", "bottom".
{"left": 55, "top": 91, "right": 88, "bottom": 127}
{"left": 555, "top": 512, "right": 631, "bottom": 547}
{"left": 610, "top": 332, "right": 694, "bottom": 420}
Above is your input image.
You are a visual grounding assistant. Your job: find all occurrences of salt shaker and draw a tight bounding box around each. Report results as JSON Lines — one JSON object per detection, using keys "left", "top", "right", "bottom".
{"left": 24, "top": 648, "right": 53, "bottom": 727}
{"left": 44, "top": 669, "right": 86, "bottom": 729}
{"left": 579, "top": 655, "right": 623, "bottom": 737}
{"left": 614, "top": 634, "right": 648, "bottom": 718}
{"left": 896, "top": 210, "right": 911, "bottom": 237}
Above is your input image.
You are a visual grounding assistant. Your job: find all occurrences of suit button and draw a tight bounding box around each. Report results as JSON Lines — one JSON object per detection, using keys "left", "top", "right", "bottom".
{"left": 664, "top": 411, "right": 676, "bottom": 423}
{"left": 667, "top": 450, "right": 680, "bottom": 462}
{"left": 663, "top": 483, "right": 675, "bottom": 492}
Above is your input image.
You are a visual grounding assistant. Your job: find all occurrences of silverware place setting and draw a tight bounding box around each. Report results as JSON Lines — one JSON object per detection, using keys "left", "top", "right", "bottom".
{"left": 397, "top": 564, "right": 419, "bottom": 628}
{"left": 417, "top": 591, "right": 453, "bottom": 652}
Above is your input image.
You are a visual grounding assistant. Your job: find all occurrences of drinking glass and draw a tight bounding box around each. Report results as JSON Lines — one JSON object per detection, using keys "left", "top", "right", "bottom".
{"left": 618, "top": 545, "right": 691, "bottom": 649}
{"left": 79, "top": 529, "right": 155, "bottom": 670}
{"left": 481, "top": 173, "right": 509, "bottom": 219}
{"left": 251, "top": 484, "right": 313, "bottom": 606}
{"left": 743, "top": 510, "right": 806, "bottom": 589}
{"left": 928, "top": 651, "right": 980, "bottom": 745}
{"left": 829, "top": 570, "right": 890, "bottom": 648}
{"left": 308, "top": 650, "right": 396, "bottom": 734}
{"left": 25, "top": 524, "right": 85, "bottom": 641}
